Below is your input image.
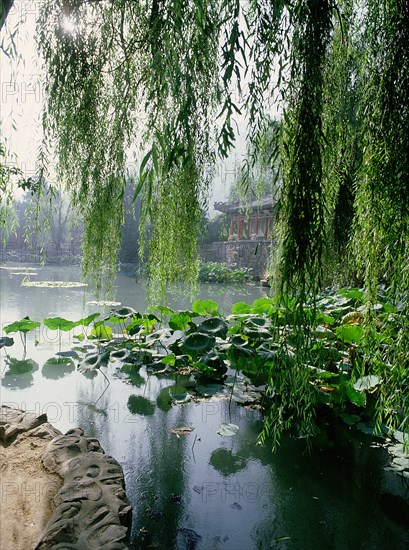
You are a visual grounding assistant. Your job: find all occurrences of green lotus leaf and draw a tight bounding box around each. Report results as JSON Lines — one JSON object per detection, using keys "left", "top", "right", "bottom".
{"left": 252, "top": 297, "right": 275, "bottom": 314}
{"left": 73, "top": 313, "right": 100, "bottom": 327}
{"left": 110, "top": 348, "right": 131, "bottom": 362}
{"left": 244, "top": 316, "right": 269, "bottom": 328}
{"left": 231, "top": 302, "right": 252, "bottom": 314}
{"left": 197, "top": 317, "right": 228, "bottom": 338}
{"left": 336, "top": 324, "right": 364, "bottom": 344}
{"left": 181, "top": 332, "right": 215, "bottom": 357}
{"left": 149, "top": 305, "right": 174, "bottom": 316}
{"left": 162, "top": 353, "right": 176, "bottom": 366}
{"left": 4, "top": 317, "right": 41, "bottom": 334}
{"left": 169, "top": 312, "right": 193, "bottom": 331}
{"left": 91, "top": 325, "right": 113, "bottom": 340}
{"left": 192, "top": 299, "right": 219, "bottom": 316}
{"left": 338, "top": 288, "right": 364, "bottom": 301}
{"left": 0, "top": 336, "right": 14, "bottom": 348}
{"left": 44, "top": 317, "right": 75, "bottom": 331}
{"left": 78, "top": 352, "right": 110, "bottom": 372}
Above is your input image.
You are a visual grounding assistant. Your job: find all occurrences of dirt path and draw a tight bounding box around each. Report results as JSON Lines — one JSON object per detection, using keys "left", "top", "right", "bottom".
{"left": 0, "top": 430, "right": 63, "bottom": 550}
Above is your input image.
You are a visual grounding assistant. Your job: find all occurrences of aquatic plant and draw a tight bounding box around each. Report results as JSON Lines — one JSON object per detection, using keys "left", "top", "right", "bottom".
{"left": 1, "top": 293, "right": 407, "bottom": 450}
{"left": 198, "top": 262, "right": 253, "bottom": 284}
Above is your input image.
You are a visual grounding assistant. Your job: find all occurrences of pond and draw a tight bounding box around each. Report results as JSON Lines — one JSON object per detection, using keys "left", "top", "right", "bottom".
{"left": 1, "top": 265, "right": 408, "bottom": 549}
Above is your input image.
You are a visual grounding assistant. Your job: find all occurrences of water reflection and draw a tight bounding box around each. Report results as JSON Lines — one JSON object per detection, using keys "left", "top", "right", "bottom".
{"left": 1, "top": 356, "right": 38, "bottom": 389}
{"left": 41, "top": 357, "right": 75, "bottom": 379}
{"left": 1, "top": 265, "right": 408, "bottom": 549}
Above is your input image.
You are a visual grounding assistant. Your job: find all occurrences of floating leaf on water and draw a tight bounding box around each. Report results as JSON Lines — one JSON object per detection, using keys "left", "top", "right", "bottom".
{"left": 356, "top": 422, "right": 377, "bottom": 435}
{"left": 217, "top": 423, "right": 239, "bottom": 436}
{"left": 110, "top": 348, "right": 131, "bottom": 362}
{"left": 388, "top": 444, "right": 409, "bottom": 459}
{"left": 86, "top": 300, "right": 121, "bottom": 306}
{"left": 353, "top": 375, "right": 381, "bottom": 391}
{"left": 391, "top": 457, "right": 409, "bottom": 470}
{"left": 170, "top": 426, "right": 194, "bottom": 436}
{"left": 0, "top": 336, "right": 14, "bottom": 348}
{"left": 22, "top": 281, "right": 87, "bottom": 288}
{"left": 170, "top": 391, "right": 191, "bottom": 404}
{"left": 392, "top": 430, "right": 409, "bottom": 445}
{"left": 338, "top": 288, "right": 364, "bottom": 301}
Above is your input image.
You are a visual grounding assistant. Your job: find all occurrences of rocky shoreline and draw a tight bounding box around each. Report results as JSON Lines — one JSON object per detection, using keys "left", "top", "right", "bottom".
{"left": 0, "top": 406, "right": 131, "bottom": 550}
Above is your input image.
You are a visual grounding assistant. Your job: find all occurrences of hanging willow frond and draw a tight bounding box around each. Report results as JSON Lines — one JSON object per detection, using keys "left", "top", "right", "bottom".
{"left": 276, "top": 0, "right": 333, "bottom": 299}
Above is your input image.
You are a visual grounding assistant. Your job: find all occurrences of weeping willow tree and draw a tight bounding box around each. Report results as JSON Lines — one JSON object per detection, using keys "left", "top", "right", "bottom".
{"left": 3, "top": 0, "right": 405, "bottom": 439}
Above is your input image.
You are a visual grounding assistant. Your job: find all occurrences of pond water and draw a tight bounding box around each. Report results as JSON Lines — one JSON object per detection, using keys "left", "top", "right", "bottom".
{"left": 1, "top": 265, "right": 408, "bottom": 549}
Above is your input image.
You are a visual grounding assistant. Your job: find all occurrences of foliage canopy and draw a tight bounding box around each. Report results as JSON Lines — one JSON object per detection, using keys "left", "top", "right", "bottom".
{"left": 28, "top": 0, "right": 408, "bottom": 303}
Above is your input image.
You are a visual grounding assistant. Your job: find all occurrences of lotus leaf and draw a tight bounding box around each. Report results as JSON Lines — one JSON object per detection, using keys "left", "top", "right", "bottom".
{"left": 78, "top": 352, "right": 110, "bottom": 372}
{"left": 44, "top": 317, "right": 75, "bottom": 331}
{"left": 336, "top": 324, "right": 364, "bottom": 344}
{"left": 192, "top": 299, "right": 219, "bottom": 316}
{"left": 252, "top": 297, "right": 275, "bottom": 314}
{"left": 0, "top": 336, "right": 14, "bottom": 348}
{"left": 4, "top": 317, "right": 41, "bottom": 334}
{"left": 74, "top": 313, "right": 100, "bottom": 327}
{"left": 217, "top": 423, "right": 239, "bottom": 436}
{"left": 231, "top": 302, "right": 252, "bottom": 314}
{"left": 353, "top": 375, "right": 381, "bottom": 391}
{"left": 91, "top": 325, "right": 113, "bottom": 340}
{"left": 181, "top": 332, "right": 215, "bottom": 357}
{"left": 169, "top": 312, "right": 194, "bottom": 331}
{"left": 197, "top": 317, "right": 228, "bottom": 338}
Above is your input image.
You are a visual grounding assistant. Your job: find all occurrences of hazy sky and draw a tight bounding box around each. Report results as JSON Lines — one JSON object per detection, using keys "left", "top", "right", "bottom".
{"left": 0, "top": 1, "right": 254, "bottom": 215}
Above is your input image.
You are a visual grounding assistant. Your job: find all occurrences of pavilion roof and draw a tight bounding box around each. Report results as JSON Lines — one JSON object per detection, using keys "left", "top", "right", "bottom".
{"left": 214, "top": 195, "right": 276, "bottom": 214}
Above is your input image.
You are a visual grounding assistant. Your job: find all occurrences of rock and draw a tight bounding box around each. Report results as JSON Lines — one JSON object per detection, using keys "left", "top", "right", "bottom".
{"left": 0, "top": 406, "right": 131, "bottom": 550}
{"left": 0, "top": 405, "right": 48, "bottom": 442}
{"left": 36, "top": 429, "right": 131, "bottom": 549}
